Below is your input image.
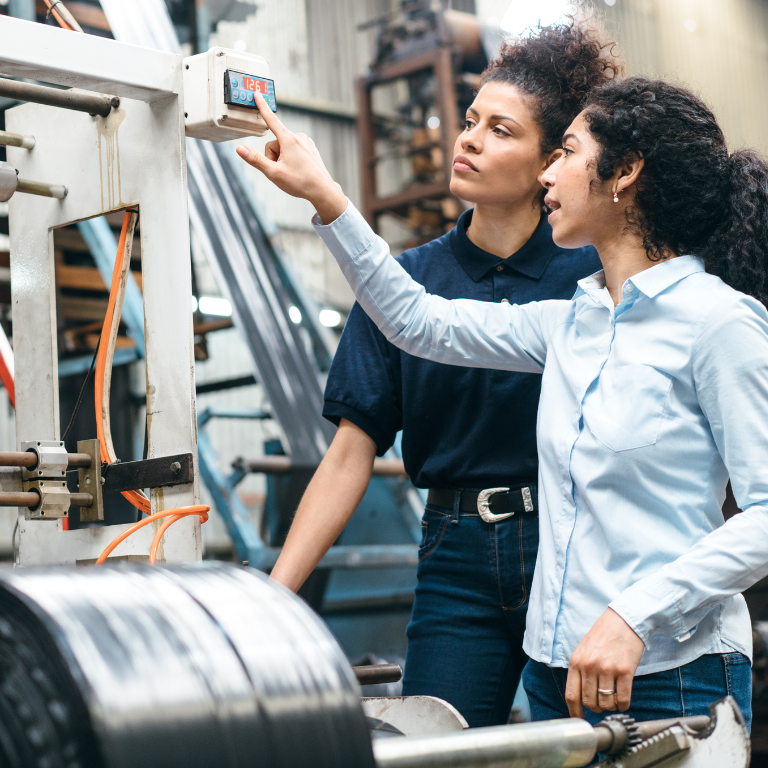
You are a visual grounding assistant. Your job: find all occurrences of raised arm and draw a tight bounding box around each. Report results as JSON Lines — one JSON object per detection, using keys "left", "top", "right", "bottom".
{"left": 236, "top": 94, "right": 568, "bottom": 372}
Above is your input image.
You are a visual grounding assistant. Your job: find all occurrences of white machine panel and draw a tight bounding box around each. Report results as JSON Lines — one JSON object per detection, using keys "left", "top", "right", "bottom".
{"left": 183, "top": 47, "right": 273, "bottom": 142}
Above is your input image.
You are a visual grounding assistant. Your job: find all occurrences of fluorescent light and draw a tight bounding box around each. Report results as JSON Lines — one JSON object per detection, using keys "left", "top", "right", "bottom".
{"left": 198, "top": 296, "right": 232, "bottom": 317}
{"left": 427, "top": 116, "right": 441, "bottom": 130}
{"left": 501, "top": 0, "right": 572, "bottom": 36}
{"left": 319, "top": 309, "right": 342, "bottom": 328}
{"left": 289, "top": 305, "right": 302, "bottom": 324}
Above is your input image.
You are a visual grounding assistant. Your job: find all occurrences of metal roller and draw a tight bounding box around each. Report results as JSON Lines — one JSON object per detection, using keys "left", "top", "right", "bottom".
{"left": 0, "top": 563, "right": 375, "bottom": 768}
{"left": 0, "top": 564, "right": 750, "bottom": 768}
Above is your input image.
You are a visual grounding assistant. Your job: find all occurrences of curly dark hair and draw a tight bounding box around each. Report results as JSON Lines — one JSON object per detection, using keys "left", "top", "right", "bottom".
{"left": 481, "top": 13, "right": 624, "bottom": 155}
{"left": 584, "top": 77, "right": 768, "bottom": 307}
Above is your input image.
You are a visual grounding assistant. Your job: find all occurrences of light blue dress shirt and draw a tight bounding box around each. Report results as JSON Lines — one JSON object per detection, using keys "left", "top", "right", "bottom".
{"left": 314, "top": 201, "right": 768, "bottom": 674}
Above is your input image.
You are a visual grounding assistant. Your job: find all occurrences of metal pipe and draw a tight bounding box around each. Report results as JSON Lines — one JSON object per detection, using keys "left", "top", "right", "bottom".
{"left": 0, "top": 451, "right": 37, "bottom": 468}
{"left": 0, "top": 490, "right": 91, "bottom": 509}
{"left": 0, "top": 450, "right": 91, "bottom": 469}
{"left": 353, "top": 663, "right": 402, "bottom": 686}
{"left": 372, "top": 719, "right": 596, "bottom": 768}
{"left": 0, "top": 78, "right": 118, "bottom": 117}
{"left": 66, "top": 453, "right": 93, "bottom": 469}
{"left": 16, "top": 178, "right": 67, "bottom": 199}
{"left": 636, "top": 715, "right": 709, "bottom": 741}
{"left": 0, "top": 129, "right": 34, "bottom": 149}
{"left": 240, "top": 456, "right": 407, "bottom": 477}
{"left": 260, "top": 544, "right": 418, "bottom": 571}
{"left": 0, "top": 491, "right": 40, "bottom": 507}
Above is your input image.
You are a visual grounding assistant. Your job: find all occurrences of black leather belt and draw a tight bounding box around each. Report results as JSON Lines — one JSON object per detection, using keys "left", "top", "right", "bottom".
{"left": 427, "top": 483, "right": 537, "bottom": 523}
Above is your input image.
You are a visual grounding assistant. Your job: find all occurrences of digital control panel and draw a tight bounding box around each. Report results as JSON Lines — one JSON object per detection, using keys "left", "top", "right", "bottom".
{"left": 224, "top": 70, "right": 277, "bottom": 112}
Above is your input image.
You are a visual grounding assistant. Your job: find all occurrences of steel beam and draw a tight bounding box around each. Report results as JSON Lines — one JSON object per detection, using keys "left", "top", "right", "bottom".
{"left": 0, "top": 15, "right": 179, "bottom": 102}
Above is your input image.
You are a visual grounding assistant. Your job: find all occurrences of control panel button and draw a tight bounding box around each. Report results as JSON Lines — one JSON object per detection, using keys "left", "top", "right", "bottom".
{"left": 223, "top": 68, "right": 277, "bottom": 113}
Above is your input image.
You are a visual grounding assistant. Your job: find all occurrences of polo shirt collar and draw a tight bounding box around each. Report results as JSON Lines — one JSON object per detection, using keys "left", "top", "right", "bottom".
{"left": 451, "top": 209, "right": 559, "bottom": 282}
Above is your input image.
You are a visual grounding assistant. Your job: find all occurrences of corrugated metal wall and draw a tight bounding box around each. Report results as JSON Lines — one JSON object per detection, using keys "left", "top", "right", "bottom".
{"left": 198, "top": 0, "right": 389, "bottom": 552}
{"left": 602, "top": 0, "right": 768, "bottom": 156}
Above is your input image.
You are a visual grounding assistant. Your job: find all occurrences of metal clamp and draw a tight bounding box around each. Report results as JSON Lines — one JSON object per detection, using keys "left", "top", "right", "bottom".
{"left": 21, "top": 440, "right": 68, "bottom": 481}
{"left": 77, "top": 439, "right": 103, "bottom": 522}
{"left": 476, "top": 486, "right": 513, "bottom": 523}
{"left": 25, "top": 479, "right": 70, "bottom": 519}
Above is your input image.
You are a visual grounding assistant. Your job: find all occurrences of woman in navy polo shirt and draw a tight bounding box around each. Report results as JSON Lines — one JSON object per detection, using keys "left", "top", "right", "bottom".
{"left": 265, "top": 20, "right": 619, "bottom": 727}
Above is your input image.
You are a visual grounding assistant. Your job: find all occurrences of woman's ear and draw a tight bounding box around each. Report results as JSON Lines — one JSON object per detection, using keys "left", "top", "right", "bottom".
{"left": 537, "top": 148, "right": 563, "bottom": 184}
{"left": 615, "top": 152, "right": 644, "bottom": 195}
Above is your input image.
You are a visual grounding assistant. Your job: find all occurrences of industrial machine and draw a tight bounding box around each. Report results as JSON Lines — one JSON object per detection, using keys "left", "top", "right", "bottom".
{"left": 0, "top": 9, "right": 752, "bottom": 768}
{"left": 0, "top": 15, "right": 278, "bottom": 565}
{"left": 0, "top": 562, "right": 752, "bottom": 768}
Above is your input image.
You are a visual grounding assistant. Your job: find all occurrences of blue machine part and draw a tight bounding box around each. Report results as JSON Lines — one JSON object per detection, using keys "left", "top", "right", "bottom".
{"left": 197, "top": 407, "right": 270, "bottom": 569}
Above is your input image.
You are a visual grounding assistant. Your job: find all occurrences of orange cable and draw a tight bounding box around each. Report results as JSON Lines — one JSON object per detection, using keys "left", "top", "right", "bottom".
{"left": 150, "top": 512, "right": 188, "bottom": 564}
{"left": 42, "top": 0, "right": 74, "bottom": 31}
{"left": 95, "top": 506, "right": 209, "bottom": 565}
{"left": 94, "top": 213, "right": 150, "bottom": 515}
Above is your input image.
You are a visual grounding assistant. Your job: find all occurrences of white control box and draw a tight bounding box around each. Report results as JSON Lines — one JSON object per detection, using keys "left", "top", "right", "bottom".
{"left": 183, "top": 47, "right": 275, "bottom": 142}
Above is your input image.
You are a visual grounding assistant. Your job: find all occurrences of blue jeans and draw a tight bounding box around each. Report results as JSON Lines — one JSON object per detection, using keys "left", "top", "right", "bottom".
{"left": 401, "top": 500, "right": 539, "bottom": 727}
{"left": 522, "top": 652, "right": 752, "bottom": 739}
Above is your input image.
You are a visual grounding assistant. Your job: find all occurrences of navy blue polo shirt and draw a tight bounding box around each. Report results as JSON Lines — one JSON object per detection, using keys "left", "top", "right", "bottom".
{"left": 323, "top": 209, "right": 602, "bottom": 489}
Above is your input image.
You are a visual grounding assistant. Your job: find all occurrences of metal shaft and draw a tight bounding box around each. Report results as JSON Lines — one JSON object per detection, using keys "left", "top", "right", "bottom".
{"left": 66, "top": 453, "right": 93, "bottom": 469}
{"left": 16, "top": 178, "right": 67, "bottom": 199}
{"left": 0, "top": 490, "right": 92, "bottom": 508}
{"left": 0, "top": 77, "right": 118, "bottom": 117}
{"left": 0, "top": 130, "right": 34, "bottom": 149}
{"left": 353, "top": 663, "right": 402, "bottom": 686}
{"left": 0, "top": 450, "right": 91, "bottom": 469}
{"left": 372, "top": 719, "right": 597, "bottom": 768}
{"left": 241, "top": 456, "right": 407, "bottom": 477}
{"left": 0, "top": 491, "right": 40, "bottom": 507}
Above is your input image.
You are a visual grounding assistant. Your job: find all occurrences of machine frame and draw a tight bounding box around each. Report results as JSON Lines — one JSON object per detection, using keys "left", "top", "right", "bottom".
{"left": 1, "top": 16, "right": 201, "bottom": 564}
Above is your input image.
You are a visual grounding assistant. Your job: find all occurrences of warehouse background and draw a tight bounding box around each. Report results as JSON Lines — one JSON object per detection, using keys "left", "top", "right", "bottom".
{"left": 0, "top": 0, "right": 767, "bottom": 557}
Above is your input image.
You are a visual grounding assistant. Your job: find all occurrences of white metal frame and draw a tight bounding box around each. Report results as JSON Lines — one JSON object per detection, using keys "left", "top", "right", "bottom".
{"left": 1, "top": 16, "right": 201, "bottom": 564}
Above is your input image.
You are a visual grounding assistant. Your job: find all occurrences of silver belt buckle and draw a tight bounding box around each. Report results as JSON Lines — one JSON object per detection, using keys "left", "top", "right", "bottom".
{"left": 521, "top": 486, "right": 534, "bottom": 512}
{"left": 477, "top": 486, "right": 513, "bottom": 523}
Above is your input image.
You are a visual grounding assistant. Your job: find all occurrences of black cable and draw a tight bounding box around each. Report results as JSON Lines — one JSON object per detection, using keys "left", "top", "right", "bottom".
{"left": 61, "top": 337, "right": 100, "bottom": 442}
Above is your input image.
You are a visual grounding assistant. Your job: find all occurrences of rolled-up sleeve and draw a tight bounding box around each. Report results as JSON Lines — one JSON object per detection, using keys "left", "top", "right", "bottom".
{"left": 610, "top": 294, "right": 768, "bottom": 647}
{"left": 313, "top": 201, "right": 568, "bottom": 373}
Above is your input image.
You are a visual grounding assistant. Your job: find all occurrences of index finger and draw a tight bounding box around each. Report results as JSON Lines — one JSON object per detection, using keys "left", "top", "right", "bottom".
{"left": 255, "top": 92, "right": 289, "bottom": 138}
{"left": 565, "top": 667, "right": 584, "bottom": 719}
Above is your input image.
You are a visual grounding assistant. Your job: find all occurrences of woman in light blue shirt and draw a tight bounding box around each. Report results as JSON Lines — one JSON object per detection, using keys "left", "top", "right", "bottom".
{"left": 237, "top": 78, "right": 768, "bottom": 731}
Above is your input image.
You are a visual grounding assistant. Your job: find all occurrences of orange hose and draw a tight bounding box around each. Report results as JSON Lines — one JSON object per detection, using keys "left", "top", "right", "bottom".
{"left": 148, "top": 512, "right": 202, "bottom": 564}
{"left": 42, "top": 0, "right": 74, "bottom": 31}
{"left": 95, "top": 505, "right": 209, "bottom": 565}
{"left": 95, "top": 213, "right": 150, "bottom": 515}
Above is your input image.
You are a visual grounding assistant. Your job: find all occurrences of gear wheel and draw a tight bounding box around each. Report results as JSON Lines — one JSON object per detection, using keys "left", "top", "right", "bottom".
{"left": 603, "top": 713, "right": 642, "bottom": 751}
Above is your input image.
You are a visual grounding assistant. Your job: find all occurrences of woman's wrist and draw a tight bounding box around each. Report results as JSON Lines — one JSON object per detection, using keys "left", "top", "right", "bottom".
{"left": 312, "top": 182, "right": 348, "bottom": 225}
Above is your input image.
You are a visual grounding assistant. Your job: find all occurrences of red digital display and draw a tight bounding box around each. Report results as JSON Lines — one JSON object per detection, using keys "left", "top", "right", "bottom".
{"left": 242, "top": 77, "right": 268, "bottom": 95}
